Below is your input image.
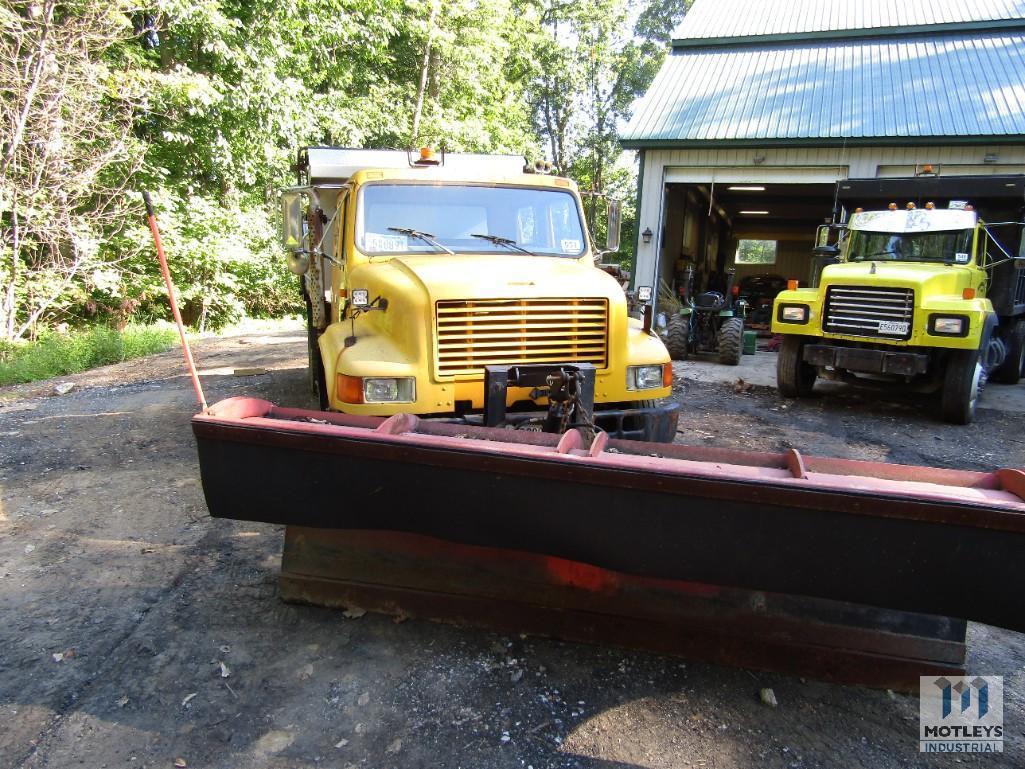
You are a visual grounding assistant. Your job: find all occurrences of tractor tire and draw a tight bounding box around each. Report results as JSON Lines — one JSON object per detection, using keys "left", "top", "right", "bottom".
{"left": 991, "top": 320, "right": 1025, "bottom": 384}
{"left": 303, "top": 279, "right": 329, "bottom": 411}
{"left": 776, "top": 336, "right": 816, "bottom": 398}
{"left": 941, "top": 348, "right": 983, "bottom": 425}
{"left": 717, "top": 317, "right": 744, "bottom": 365}
{"left": 665, "top": 315, "right": 689, "bottom": 360}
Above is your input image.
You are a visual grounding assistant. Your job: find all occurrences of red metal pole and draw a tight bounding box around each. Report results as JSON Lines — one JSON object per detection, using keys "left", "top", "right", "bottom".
{"left": 142, "top": 192, "right": 208, "bottom": 411}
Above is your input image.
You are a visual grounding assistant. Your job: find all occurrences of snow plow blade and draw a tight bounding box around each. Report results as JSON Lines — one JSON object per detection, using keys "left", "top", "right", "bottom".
{"left": 193, "top": 397, "right": 1025, "bottom": 633}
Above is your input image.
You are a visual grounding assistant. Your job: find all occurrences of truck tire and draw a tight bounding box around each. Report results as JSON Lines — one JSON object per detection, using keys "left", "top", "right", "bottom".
{"left": 303, "top": 280, "right": 329, "bottom": 411}
{"left": 991, "top": 320, "right": 1025, "bottom": 384}
{"left": 777, "top": 336, "right": 816, "bottom": 397}
{"left": 941, "top": 349, "right": 983, "bottom": 425}
{"left": 665, "top": 315, "right": 689, "bottom": 360}
{"left": 717, "top": 317, "right": 744, "bottom": 365}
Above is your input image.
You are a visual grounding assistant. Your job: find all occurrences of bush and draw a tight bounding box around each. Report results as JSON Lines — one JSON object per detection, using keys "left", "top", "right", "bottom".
{"left": 0, "top": 324, "right": 179, "bottom": 386}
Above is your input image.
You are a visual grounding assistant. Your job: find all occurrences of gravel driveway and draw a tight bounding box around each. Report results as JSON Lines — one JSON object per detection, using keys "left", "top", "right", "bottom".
{"left": 2, "top": 321, "right": 1022, "bottom": 769}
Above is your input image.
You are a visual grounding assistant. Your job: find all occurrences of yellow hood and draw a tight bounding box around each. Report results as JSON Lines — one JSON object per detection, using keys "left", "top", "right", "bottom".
{"left": 384, "top": 254, "right": 622, "bottom": 301}
{"left": 822, "top": 261, "right": 974, "bottom": 298}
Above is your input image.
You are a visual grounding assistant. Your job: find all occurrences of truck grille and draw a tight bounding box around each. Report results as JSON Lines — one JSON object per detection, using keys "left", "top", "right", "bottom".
{"left": 435, "top": 298, "right": 609, "bottom": 376}
{"left": 823, "top": 286, "right": 914, "bottom": 340}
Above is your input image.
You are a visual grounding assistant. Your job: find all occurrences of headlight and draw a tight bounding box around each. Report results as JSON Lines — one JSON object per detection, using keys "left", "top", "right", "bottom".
{"left": 628, "top": 365, "right": 664, "bottom": 390}
{"left": 778, "top": 304, "right": 809, "bottom": 323}
{"left": 363, "top": 377, "right": 416, "bottom": 403}
{"left": 929, "top": 315, "right": 968, "bottom": 336}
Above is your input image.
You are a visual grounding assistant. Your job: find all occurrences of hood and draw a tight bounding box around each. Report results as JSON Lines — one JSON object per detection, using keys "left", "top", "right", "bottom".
{"left": 383, "top": 254, "right": 621, "bottom": 301}
{"left": 822, "top": 261, "right": 974, "bottom": 296}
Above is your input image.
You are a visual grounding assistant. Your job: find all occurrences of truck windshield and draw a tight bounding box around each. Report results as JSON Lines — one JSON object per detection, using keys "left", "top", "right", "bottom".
{"left": 356, "top": 183, "right": 587, "bottom": 257}
{"left": 846, "top": 229, "right": 974, "bottom": 265}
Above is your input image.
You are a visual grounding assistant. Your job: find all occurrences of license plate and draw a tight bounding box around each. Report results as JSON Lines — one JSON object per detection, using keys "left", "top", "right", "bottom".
{"left": 878, "top": 320, "right": 909, "bottom": 335}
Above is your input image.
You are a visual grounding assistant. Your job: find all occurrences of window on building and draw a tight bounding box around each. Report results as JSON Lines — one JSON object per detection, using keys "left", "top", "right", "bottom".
{"left": 735, "top": 239, "right": 777, "bottom": 265}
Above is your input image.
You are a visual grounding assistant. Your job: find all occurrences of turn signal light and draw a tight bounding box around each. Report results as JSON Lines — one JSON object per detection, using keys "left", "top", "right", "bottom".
{"left": 419, "top": 147, "right": 435, "bottom": 161}
{"left": 337, "top": 374, "right": 364, "bottom": 404}
{"left": 906, "top": 202, "right": 916, "bottom": 210}
{"left": 888, "top": 202, "right": 898, "bottom": 210}
{"left": 662, "top": 362, "right": 673, "bottom": 388}
{"left": 925, "top": 201, "right": 935, "bottom": 209}
{"left": 787, "top": 279, "right": 799, "bottom": 291}
{"left": 963, "top": 288, "right": 976, "bottom": 300}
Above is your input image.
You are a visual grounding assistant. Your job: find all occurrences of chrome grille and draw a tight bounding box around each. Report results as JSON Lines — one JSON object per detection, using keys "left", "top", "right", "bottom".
{"left": 435, "top": 298, "right": 609, "bottom": 376}
{"left": 823, "top": 286, "right": 914, "bottom": 340}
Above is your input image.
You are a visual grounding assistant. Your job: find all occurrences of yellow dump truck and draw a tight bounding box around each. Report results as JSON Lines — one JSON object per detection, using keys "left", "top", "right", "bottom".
{"left": 280, "top": 147, "right": 678, "bottom": 441}
{"left": 772, "top": 201, "right": 1025, "bottom": 424}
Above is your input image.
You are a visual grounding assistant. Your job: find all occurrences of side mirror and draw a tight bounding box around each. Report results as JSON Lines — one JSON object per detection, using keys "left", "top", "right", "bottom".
{"left": 281, "top": 192, "right": 304, "bottom": 251}
{"left": 813, "top": 244, "right": 840, "bottom": 257}
{"left": 605, "top": 199, "right": 622, "bottom": 253}
{"left": 287, "top": 252, "right": 310, "bottom": 276}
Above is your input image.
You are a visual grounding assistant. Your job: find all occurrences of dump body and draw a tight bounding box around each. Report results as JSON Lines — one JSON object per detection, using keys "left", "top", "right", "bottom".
{"left": 193, "top": 397, "right": 1025, "bottom": 633}
{"left": 286, "top": 148, "right": 676, "bottom": 440}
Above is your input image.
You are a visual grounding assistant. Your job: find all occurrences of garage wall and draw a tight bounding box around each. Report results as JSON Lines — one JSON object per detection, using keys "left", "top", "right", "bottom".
{"left": 632, "top": 144, "right": 1025, "bottom": 295}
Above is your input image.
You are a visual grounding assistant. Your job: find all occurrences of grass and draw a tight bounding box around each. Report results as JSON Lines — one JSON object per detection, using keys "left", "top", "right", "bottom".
{"left": 0, "top": 323, "right": 180, "bottom": 386}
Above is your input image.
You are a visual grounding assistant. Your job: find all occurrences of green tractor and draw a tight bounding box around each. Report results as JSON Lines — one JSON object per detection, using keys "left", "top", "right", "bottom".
{"left": 664, "top": 266, "right": 747, "bottom": 365}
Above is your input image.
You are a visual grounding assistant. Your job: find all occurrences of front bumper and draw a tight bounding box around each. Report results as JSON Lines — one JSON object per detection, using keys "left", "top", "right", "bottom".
{"left": 804, "top": 344, "right": 929, "bottom": 376}
{"left": 595, "top": 400, "right": 680, "bottom": 442}
{"left": 459, "top": 400, "right": 681, "bottom": 443}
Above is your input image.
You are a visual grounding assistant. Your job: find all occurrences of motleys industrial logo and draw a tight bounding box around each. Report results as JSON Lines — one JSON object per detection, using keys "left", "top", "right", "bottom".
{"left": 920, "top": 676, "right": 1003, "bottom": 753}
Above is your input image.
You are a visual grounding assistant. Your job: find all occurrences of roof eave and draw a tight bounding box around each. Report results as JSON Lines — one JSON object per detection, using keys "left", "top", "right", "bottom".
{"left": 670, "top": 18, "right": 1025, "bottom": 49}
{"left": 619, "top": 135, "right": 1025, "bottom": 150}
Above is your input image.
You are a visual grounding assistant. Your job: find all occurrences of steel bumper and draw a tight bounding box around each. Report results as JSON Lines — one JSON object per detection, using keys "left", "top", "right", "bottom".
{"left": 593, "top": 400, "right": 679, "bottom": 442}
{"left": 804, "top": 343, "right": 929, "bottom": 376}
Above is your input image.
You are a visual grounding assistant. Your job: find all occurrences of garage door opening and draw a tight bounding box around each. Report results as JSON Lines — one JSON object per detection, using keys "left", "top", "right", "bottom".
{"left": 657, "top": 181, "right": 836, "bottom": 327}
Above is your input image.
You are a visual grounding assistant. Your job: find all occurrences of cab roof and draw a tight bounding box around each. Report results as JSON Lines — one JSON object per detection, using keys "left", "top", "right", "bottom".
{"left": 303, "top": 147, "right": 571, "bottom": 188}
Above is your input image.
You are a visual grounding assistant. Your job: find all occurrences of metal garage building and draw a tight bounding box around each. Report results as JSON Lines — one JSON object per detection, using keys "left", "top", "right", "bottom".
{"left": 621, "top": 0, "right": 1025, "bottom": 317}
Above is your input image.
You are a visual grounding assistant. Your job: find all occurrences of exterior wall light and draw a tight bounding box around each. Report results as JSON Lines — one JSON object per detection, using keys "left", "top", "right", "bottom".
{"left": 642, "top": 227, "right": 653, "bottom": 244}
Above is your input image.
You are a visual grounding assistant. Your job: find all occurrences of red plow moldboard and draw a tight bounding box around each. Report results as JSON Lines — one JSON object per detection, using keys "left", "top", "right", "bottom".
{"left": 192, "top": 397, "right": 1025, "bottom": 634}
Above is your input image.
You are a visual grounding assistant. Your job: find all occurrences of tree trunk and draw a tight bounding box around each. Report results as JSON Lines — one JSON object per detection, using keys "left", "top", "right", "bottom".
{"left": 410, "top": 1, "right": 438, "bottom": 145}
{"left": 3, "top": 207, "right": 19, "bottom": 341}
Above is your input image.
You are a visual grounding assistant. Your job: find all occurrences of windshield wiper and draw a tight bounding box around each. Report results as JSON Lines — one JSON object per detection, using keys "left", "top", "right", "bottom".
{"left": 387, "top": 227, "right": 453, "bottom": 254}
{"left": 853, "top": 250, "right": 898, "bottom": 260}
{"left": 470, "top": 233, "right": 536, "bottom": 256}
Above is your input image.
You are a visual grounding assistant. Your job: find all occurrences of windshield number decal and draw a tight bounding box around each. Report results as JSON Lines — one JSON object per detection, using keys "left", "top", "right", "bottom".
{"left": 365, "top": 233, "right": 408, "bottom": 252}
{"left": 955, "top": 252, "right": 970, "bottom": 263}
{"left": 878, "top": 320, "right": 909, "bottom": 335}
{"left": 560, "top": 238, "right": 581, "bottom": 253}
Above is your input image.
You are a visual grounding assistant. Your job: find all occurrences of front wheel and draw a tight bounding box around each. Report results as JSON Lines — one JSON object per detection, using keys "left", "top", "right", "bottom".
{"left": 776, "top": 336, "right": 816, "bottom": 397}
{"left": 717, "top": 317, "right": 744, "bottom": 365}
{"left": 303, "top": 280, "right": 329, "bottom": 411}
{"left": 941, "top": 349, "right": 983, "bottom": 425}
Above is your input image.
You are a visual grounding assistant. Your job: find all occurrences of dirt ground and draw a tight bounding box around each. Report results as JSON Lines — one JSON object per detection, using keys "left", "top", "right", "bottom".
{"left": 2, "top": 321, "right": 1023, "bottom": 769}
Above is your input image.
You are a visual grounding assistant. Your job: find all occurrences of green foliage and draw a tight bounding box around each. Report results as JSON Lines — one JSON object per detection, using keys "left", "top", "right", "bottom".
{"left": 0, "top": 324, "right": 178, "bottom": 385}
{"left": 2, "top": 0, "right": 690, "bottom": 341}
{"left": 736, "top": 239, "right": 778, "bottom": 265}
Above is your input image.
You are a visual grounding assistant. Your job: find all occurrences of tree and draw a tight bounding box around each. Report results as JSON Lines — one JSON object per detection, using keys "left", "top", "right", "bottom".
{"left": 519, "top": 0, "right": 689, "bottom": 259}
{"left": 1, "top": 0, "right": 140, "bottom": 341}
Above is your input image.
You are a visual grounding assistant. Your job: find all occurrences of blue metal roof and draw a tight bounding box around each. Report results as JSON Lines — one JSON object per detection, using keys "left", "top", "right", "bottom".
{"left": 621, "top": 31, "right": 1025, "bottom": 146}
{"left": 671, "top": 0, "right": 1025, "bottom": 46}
